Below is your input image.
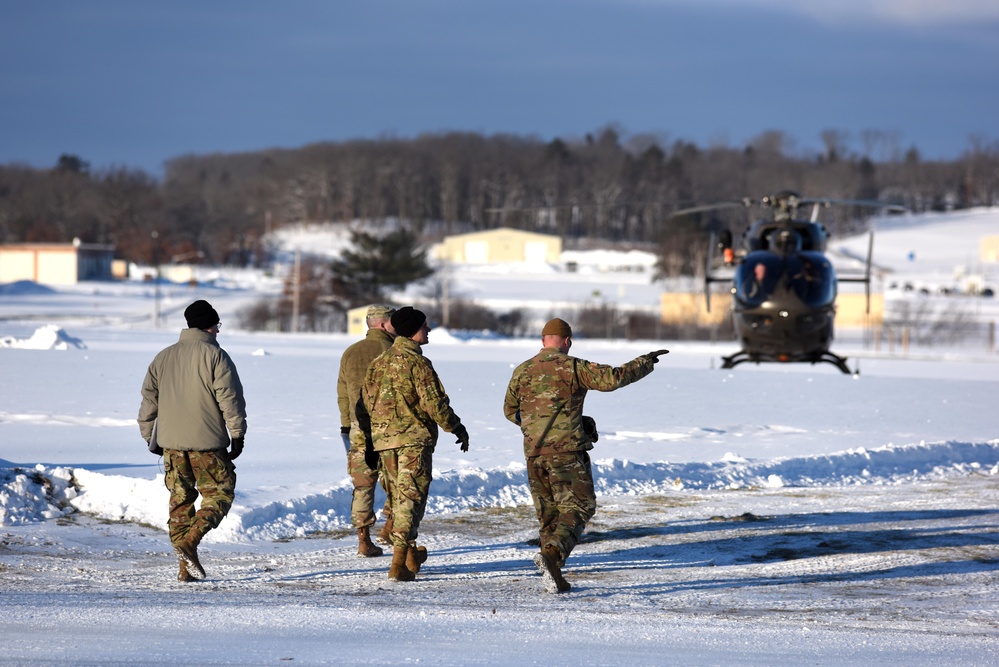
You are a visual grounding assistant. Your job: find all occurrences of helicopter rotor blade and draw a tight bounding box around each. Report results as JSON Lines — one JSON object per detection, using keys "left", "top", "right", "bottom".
{"left": 669, "top": 201, "right": 748, "bottom": 219}
{"left": 798, "top": 197, "right": 907, "bottom": 213}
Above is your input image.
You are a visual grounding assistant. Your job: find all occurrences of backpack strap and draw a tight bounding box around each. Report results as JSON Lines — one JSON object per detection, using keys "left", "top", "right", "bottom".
{"left": 536, "top": 402, "right": 565, "bottom": 450}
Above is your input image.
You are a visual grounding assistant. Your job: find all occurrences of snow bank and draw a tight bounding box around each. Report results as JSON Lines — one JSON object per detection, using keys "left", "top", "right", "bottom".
{"left": 4, "top": 440, "right": 997, "bottom": 541}
{"left": 0, "top": 463, "right": 78, "bottom": 524}
{"left": 0, "top": 280, "right": 57, "bottom": 296}
{"left": 0, "top": 324, "right": 87, "bottom": 350}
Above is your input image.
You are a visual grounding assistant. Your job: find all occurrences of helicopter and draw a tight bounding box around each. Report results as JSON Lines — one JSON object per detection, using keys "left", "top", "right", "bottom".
{"left": 673, "top": 190, "right": 903, "bottom": 374}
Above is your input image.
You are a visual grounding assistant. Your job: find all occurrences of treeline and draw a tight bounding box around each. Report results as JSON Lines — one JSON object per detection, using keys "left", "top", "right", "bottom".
{"left": 1, "top": 128, "right": 997, "bottom": 272}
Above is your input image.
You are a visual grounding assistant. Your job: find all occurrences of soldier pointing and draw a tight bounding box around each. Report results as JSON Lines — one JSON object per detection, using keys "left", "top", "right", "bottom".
{"left": 504, "top": 317, "right": 665, "bottom": 593}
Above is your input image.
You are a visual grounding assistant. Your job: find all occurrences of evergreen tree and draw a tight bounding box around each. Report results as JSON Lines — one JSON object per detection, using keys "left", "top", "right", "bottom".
{"left": 330, "top": 227, "right": 434, "bottom": 305}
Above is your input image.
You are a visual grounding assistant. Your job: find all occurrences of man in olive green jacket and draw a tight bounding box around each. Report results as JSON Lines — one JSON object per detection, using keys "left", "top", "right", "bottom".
{"left": 337, "top": 304, "right": 396, "bottom": 557}
{"left": 504, "top": 317, "right": 665, "bottom": 593}
{"left": 361, "top": 306, "right": 470, "bottom": 582}
{"left": 138, "top": 299, "right": 246, "bottom": 582}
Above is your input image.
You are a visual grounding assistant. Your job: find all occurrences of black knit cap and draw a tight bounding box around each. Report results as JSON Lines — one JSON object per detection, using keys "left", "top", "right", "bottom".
{"left": 391, "top": 306, "right": 427, "bottom": 338}
{"left": 184, "top": 299, "right": 220, "bottom": 330}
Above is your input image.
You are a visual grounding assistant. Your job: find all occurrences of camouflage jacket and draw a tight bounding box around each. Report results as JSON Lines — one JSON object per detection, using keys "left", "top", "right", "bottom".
{"left": 138, "top": 328, "right": 247, "bottom": 451}
{"left": 362, "top": 336, "right": 462, "bottom": 451}
{"left": 336, "top": 328, "right": 394, "bottom": 428}
{"left": 504, "top": 347, "right": 654, "bottom": 458}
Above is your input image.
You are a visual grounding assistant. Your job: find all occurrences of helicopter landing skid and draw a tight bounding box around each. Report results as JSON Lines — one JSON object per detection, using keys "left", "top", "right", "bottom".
{"left": 720, "top": 350, "right": 853, "bottom": 374}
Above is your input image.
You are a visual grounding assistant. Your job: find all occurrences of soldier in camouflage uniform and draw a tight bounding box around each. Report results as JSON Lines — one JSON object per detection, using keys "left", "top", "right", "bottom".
{"left": 504, "top": 318, "right": 665, "bottom": 593}
{"left": 138, "top": 300, "right": 247, "bottom": 582}
{"left": 361, "top": 306, "right": 470, "bottom": 581}
{"left": 337, "top": 304, "right": 396, "bottom": 557}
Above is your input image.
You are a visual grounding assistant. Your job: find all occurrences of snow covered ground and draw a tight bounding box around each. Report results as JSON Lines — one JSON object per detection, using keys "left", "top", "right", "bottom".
{"left": 1, "top": 210, "right": 998, "bottom": 665}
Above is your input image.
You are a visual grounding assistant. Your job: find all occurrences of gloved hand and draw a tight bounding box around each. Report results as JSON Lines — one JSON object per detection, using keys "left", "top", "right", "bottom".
{"left": 147, "top": 440, "right": 164, "bottom": 457}
{"left": 229, "top": 436, "right": 244, "bottom": 460}
{"left": 340, "top": 426, "right": 351, "bottom": 435}
{"left": 453, "top": 423, "right": 470, "bottom": 452}
{"left": 646, "top": 349, "right": 669, "bottom": 364}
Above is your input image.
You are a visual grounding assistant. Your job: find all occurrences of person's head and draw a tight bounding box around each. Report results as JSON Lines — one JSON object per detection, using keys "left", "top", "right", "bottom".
{"left": 754, "top": 263, "right": 766, "bottom": 281}
{"left": 391, "top": 306, "right": 430, "bottom": 345}
{"left": 365, "top": 304, "right": 396, "bottom": 334}
{"left": 541, "top": 317, "right": 572, "bottom": 353}
{"left": 184, "top": 300, "right": 220, "bottom": 334}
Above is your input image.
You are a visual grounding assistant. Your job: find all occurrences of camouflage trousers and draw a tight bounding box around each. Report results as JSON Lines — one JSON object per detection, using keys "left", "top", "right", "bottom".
{"left": 526, "top": 451, "right": 597, "bottom": 566}
{"left": 378, "top": 445, "right": 433, "bottom": 549}
{"left": 348, "top": 425, "right": 393, "bottom": 529}
{"left": 164, "top": 449, "right": 236, "bottom": 547}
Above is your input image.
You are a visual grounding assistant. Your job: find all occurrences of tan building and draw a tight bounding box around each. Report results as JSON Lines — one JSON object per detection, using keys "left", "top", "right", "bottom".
{"left": 0, "top": 240, "right": 115, "bottom": 285}
{"left": 659, "top": 291, "right": 730, "bottom": 327}
{"left": 834, "top": 292, "right": 884, "bottom": 327}
{"left": 346, "top": 304, "right": 371, "bottom": 337}
{"left": 433, "top": 228, "right": 561, "bottom": 264}
{"left": 660, "top": 290, "right": 884, "bottom": 328}
{"left": 981, "top": 234, "right": 999, "bottom": 263}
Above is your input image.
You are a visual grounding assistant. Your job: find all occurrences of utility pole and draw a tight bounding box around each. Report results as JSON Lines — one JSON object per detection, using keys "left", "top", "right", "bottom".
{"left": 151, "top": 230, "right": 161, "bottom": 328}
{"left": 291, "top": 249, "right": 301, "bottom": 333}
{"left": 441, "top": 261, "right": 450, "bottom": 327}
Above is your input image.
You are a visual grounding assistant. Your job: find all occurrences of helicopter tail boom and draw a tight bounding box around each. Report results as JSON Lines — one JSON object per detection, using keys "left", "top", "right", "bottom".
{"left": 837, "top": 231, "right": 875, "bottom": 314}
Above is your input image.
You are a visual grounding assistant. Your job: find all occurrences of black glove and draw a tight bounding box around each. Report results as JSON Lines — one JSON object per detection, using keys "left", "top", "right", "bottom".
{"left": 364, "top": 434, "right": 380, "bottom": 470}
{"left": 147, "top": 440, "right": 164, "bottom": 457}
{"left": 453, "top": 423, "right": 470, "bottom": 452}
{"left": 229, "top": 436, "right": 244, "bottom": 460}
{"left": 340, "top": 425, "right": 351, "bottom": 435}
{"left": 646, "top": 349, "right": 669, "bottom": 364}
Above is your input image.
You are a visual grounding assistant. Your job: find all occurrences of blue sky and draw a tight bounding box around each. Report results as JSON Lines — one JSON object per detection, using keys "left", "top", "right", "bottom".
{"left": 2, "top": 0, "right": 997, "bottom": 176}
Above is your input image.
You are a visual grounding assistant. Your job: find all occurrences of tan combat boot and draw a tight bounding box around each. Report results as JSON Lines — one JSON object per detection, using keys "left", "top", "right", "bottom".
{"left": 376, "top": 517, "right": 393, "bottom": 545}
{"left": 387, "top": 545, "right": 416, "bottom": 582}
{"left": 534, "top": 545, "right": 571, "bottom": 593}
{"left": 174, "top": 520, "right": 207, "bottom": 580}
{"left": 406, "top": 544, "right": 428, "bottom": 574}
{"left": 174, "top": 538, "right": 205, "bottom": 580}
{"left": 177, "top": 558, "right": 195, "bottom": 583}
{"left": 357, "top": 526, "right": 384, "bottom": 557}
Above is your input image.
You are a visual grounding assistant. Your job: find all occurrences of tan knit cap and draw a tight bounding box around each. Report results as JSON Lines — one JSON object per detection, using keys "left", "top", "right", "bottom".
{"left": 541, "top": 318, "right": 572, "bottom": 337}
{"left": 366, "top": 304, "right": 395, "bottom": 320}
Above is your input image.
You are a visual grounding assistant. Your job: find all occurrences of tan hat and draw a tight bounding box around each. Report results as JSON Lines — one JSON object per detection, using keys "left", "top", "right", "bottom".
{"left": 366, "top": 304, "right": 395, "bottom": 320}
{"left": 542, "top": 318, "right": 572, "bottom": 337}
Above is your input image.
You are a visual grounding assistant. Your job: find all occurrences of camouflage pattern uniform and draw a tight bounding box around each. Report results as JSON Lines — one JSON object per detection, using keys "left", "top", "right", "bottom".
{"left": 504, "top": 347, "right": 655, "bottom": 565}
{"left": 362, "top": 336, "right": 463, "bottom": 549}
{"left": 337, "top": 327, "right": 394, "bottom": 529}
{"left": 164, "top": 449, "right": 236, "bottom": 547}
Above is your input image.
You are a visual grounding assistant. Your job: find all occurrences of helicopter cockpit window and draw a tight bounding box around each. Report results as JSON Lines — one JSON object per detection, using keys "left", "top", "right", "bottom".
{"left": 787, "top": 254, "right": 835, "bottom": 307}
{"left": 735, "top": 253, "right": 835, "bottom": 307}
{"left": 735, "top": 256, "right": 781, "bottom": 305}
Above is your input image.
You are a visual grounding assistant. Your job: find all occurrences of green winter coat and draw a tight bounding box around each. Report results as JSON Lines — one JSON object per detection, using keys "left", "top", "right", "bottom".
{"left": 337, "top": 328, "right": 394, "bottom": 428}
{"left": 138, "top": 328, "right": 247, "bottom": 451}
{"left": 504, "top": 347, "right": 654, "bottom": 458}
{"left": 362, "top": 336, "right": 462, "bottom": 451}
